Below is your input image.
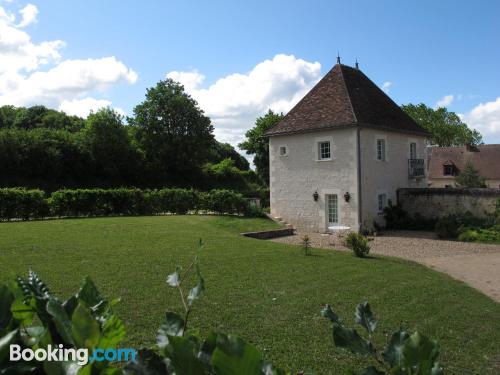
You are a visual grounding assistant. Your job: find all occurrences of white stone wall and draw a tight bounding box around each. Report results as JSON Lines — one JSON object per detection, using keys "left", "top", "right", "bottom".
{"left": 359, "top": 128, "right": 428, "bottom": 230}
{"left": 269, "top": 128, "right": 359, "bottom": 232}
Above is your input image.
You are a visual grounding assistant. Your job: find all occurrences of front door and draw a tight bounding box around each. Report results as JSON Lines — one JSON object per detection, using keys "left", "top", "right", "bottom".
{"left": 325, "top": 194, "right": 339, "bottom": 227}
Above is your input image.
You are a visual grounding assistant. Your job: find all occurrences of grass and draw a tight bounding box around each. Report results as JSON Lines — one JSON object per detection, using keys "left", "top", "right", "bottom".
{"left": 1, "top": 215, "right": 500, "bottom": 374}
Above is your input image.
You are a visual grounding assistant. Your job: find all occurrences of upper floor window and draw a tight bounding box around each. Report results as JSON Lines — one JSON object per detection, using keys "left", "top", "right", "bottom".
{"left": 376, "top": 139, "right": 386, "bottom": 161}
{"left": 279, "top": 146, "right": 288, "bottom": 156}
{"left": 318, "top": 141, "right": 331, "bottom": 160}
{"left": 410, "top": 142, "right": 417, "bottom": 159}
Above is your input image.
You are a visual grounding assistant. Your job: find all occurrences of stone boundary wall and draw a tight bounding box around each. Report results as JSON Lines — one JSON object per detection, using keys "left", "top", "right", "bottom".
{"left": 397, "top": 188, "right": 500, "bottom": 219}
{"left": 241, "top": 228, "right": 294, "bottom": 239}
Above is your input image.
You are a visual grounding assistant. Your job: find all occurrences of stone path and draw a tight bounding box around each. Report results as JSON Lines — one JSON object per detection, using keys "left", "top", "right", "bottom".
{"left": 271, "top": 230, "right": 500, "bottom": 302}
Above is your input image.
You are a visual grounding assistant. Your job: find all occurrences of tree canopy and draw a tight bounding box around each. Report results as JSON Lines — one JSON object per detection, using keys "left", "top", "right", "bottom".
{"left": 455, "top": 160, "right": 486, "bottom": 188}
{"left": 239, "top": 110, "right": 284, "bottom": 185}
{"left": 401, "top": 103, "right": 482, "bottom": 147}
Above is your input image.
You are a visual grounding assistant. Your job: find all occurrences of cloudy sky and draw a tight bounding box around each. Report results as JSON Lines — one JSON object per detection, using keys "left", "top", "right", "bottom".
{"left": 1, "top": 0, "right": 499, "bottom": 149}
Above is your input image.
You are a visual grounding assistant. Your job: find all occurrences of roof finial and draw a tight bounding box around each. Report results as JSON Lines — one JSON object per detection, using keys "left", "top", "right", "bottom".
{"left": 337, "top": 52, "right": 341, "bottom": 64}
{"left": 355, "top": 58, "right": 359, "bottom": 70}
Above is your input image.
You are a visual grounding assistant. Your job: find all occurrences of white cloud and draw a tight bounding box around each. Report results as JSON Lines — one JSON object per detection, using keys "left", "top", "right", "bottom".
{"left": 381, "top": 81, "right": 392, "bottom": 93}
{"left": 166, "top": 54, "right": 321, "bottom": 146}
{"left": 435, "top": 94, "right": 454, "bottom": 108}
{"left": 17, "top": 3, "right": 37, "bottom": 27}
{"left": 0, "top": 3, "right": 136, "bottom": 117}
{"left": 462, "top": 97, "right": 500, "bottom": 143}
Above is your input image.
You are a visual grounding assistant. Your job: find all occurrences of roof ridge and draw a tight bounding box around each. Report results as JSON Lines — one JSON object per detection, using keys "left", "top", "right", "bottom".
{"left": 338, "top": 64, "right": 358, "bottom": 123}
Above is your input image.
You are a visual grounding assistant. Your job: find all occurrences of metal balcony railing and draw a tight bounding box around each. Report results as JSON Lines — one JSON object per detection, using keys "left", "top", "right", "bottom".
{"left": 408, "top": 158, "right": 425, "bottom": 178}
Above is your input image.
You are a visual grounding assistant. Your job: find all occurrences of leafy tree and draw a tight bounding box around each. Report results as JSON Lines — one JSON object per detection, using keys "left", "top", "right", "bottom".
{"left": 0, "top": 105, "right": 17, "bottom": 128}
{"left": 131, "top": 79, "right": 215, "bottom": 186}
{"left": 402, "top": 103, "right": 482, "bottom": 146}
{"left": 455, "top": 160, "right": 486, "bottom": 188}
{"left": 239, "top": 110, "right": 284, "bottom": 185}
{"left": 84, "top": 108, "right": 141, "bottom": 185}
{"left": 208, "top": 141, "right": 250, "bottom": 171}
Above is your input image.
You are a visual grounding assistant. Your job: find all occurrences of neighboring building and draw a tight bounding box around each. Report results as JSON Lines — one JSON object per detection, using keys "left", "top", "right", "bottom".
{"left": 265, "top": 61, "right": 430, "bottom": 232}
{"left": 428, "top": 144, "right": 500, "bottom": 188}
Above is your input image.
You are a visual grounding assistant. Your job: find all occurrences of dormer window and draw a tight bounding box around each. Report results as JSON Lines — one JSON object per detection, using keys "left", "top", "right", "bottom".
{"left": 443, "top": 161, "right": 456, "bottom": 176}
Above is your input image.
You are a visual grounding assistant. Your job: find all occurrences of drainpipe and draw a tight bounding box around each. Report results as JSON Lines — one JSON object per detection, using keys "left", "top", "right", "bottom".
{"left": 357, "top": 128, "right": 363, "bottom": 233}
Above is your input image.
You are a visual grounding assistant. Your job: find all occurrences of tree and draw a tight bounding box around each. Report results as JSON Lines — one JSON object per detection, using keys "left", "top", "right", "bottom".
{"left": 84, "top": 108, "right": 141, "bottom": 185}
{"left": 455, "top": 160, "right": 486, "bottom": 188}
{"left": 239, "top": 110, "right": 284, "bottom": 185}
{"left": 401, "top": 103, "right": 482, "bottom": 146}
{"left": 208, "top": 141, "right": 250, "bottom": 171}
{"left": 131, "top": 79, "right": 214, "bottom": 186}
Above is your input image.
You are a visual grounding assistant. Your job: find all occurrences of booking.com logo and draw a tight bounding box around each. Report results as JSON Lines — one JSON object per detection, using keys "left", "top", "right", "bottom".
{"left": 10, "top": 344, "right": 137, "bottom": 366}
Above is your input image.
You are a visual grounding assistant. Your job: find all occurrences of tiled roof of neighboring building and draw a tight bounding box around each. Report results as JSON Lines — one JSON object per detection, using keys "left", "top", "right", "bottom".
{"left": 429, "top": 144, "right": 500, "bottom": 179}
{"left": 265, "top": 63, "right": 431, "bottom": 137}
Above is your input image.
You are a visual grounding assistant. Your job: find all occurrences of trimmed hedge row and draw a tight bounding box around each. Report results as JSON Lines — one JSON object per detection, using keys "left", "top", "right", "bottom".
{"left": 0, "top": 187, "right": 258, "bottom": 220}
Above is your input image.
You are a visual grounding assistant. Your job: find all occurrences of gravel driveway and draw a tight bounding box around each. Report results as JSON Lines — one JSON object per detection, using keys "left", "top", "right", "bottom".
{"left": 271, "top": 230, "right": 500, "bottom": 302}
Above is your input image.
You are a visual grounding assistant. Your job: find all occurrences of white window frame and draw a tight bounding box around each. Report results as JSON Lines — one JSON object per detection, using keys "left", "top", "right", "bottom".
{"left": 409, "top": 142, "right": 417, "bottom": 159}
{"left": 376, "top": 139, "right": 386, "bottom": 161}
{"left": 325, "top": 194, "right": 339, "bottom": 225}
{"left": 279, "top": 145, "right": 288, "bottom": 157}
{"left": 318, "top": 141, "right": 331, "bottom": 161}
{"left": 377, "top": 193, "right": 387, "bottom": 213}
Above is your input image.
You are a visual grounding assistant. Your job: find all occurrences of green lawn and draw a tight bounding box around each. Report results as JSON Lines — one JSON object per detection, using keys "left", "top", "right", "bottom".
{"left": 1, "top": 216, "right": 499, "bottom": 374}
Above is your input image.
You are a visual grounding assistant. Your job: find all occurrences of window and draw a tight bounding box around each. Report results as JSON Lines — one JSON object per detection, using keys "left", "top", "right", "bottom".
{"left": 326, "top": 194, "right": 338, "bottom": 224}
{"left": 279, "top": 146, "right": 287, "bottom": 156}
{"left": 410, "top": 142, "right": 417, "bottom": 159}
{"left": 318, "top": 141, "right": 331, "bottom": 160}
{"left": 443, "top": 165, "right": 454, "bottom": 176}
{"left": 377, "top": 193, "right": 387, "bottom": 213}
{"left": 376, "top": 139, "right": 386, "bottom": 161}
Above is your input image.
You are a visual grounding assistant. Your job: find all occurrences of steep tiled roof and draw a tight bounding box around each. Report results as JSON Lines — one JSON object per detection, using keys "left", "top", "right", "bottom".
{"left": 265, "top": 63, "right": 430, "bottom": 137}
{"left": 429, "top": 145, "right": 500, "bottom": 179}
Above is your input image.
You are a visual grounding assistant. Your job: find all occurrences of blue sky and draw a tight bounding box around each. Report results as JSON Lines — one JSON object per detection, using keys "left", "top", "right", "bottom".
{"left": 1, "top": 0, "right": 500, "bottom": 146}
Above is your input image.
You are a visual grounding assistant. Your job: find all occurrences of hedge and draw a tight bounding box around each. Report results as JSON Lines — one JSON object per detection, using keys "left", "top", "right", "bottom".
{"left": 0, "top": 187, "right": 256, "bottom": 220}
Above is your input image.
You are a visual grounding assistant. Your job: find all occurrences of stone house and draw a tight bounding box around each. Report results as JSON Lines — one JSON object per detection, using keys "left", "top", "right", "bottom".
{"left": 265, "top": 61, "right": 430, "bottom": 232}
{"left": 428, "top": 144, "right": 500, "bottom": 188}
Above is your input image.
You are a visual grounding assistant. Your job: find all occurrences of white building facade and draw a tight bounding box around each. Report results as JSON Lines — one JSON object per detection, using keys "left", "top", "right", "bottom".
{"left": 266, "top": 62, "right": 429, "bottom": 232}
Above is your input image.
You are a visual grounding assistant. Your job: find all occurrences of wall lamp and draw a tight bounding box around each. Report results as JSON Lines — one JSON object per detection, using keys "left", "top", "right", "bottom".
{"left": 344, "top": 192, "right": 351, "bottom": 202}
{"left": 313, "top": 191, "right": 319, "bottom": 201}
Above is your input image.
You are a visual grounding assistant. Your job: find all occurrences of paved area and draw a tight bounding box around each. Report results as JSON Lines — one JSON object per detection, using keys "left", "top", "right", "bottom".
{"left": 271, "top": 230, "right": 500, "bottom": 302}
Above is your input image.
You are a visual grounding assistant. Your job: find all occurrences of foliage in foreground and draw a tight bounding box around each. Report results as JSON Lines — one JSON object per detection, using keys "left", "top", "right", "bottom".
{"left": 1, "top": 247, "right": 444, "bottom": 374}
{"left": 321, "top": 303, "right": 443, "bottom": 375}
{"left": 345, "top": 232, "right": 370, "bottom": 258}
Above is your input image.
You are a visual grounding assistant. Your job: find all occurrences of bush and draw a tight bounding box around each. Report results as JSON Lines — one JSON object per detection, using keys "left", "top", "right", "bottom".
{"left": 383, "top": 202, "right": 436, "bottom": 230}
{"left": 0, "top": 187, "right": 48, "bottom": 220}
{"left": 345, "top": 232, "right": 370, "bottom": 257}
{"left": 204, "top": 189, "right": 249, "bottom": 215}
{"left": 301, "top": 234, "right": 312, "bottom": 256}
{"left": 457, "top": 228, "right": 480, "bottom": 242}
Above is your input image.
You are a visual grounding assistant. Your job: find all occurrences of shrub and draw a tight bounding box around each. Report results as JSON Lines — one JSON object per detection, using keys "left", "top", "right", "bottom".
{"left": 383, "top": 202, "right": 437, "bottom": 230}
{"left": 205, "top": 189, "right": 249, "bottom": 215}
{"left": 345, "top": 232, "right": 370, "bottom": 257}
{"left": 301, "top": 234, "right": 312, "bottom": 256}
{"left": 0, "top": 187, "right": 48, "bottom": 220}
{"left": 457, "top": 228, "right": 480, "bottom": 242}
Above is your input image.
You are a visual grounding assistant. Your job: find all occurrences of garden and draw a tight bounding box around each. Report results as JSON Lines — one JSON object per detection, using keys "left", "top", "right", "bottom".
{"left": 1, "top": 215, "right": 500, "bottom": 374}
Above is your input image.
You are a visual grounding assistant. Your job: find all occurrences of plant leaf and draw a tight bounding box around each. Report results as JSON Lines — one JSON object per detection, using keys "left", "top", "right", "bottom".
{"left": 382, "top": 328, "right": 409, "bottom": 367}
{"left": 166, "top": 268, "right": 180, "bottom": 287}
{"left": 333, "top": 324, "right": 375, "bottom": 355}
{"left": 157, "top": 312, "right": 185, "bottom": 348}
{"left": 71, "top": 303, "right": 100, "bottom": 350}
{"left": 76, "top": 277, "right": 108, "bottom": 316}
{"left": 354, "top": 302, "right": 378, "bottom": 334}
{"left": 0, "top": 329, "right": 18, "bottom": 362}
{"left": 402, "top": 331, "right": 440, "bottom": 368}
{"left": 355, "top": 366, "right": 385, "bottom": 375}
{"left": 27, "top": 269, "right": 51, "bottom": 300}
{"left": 98, "top": 313, "right": 126, "bottom": 350}
{"left": 211, "top": 333, "right": 263, "bottom": 375}
{"left": 123, "top": 349, "right": 168, "bottom": 375}
{"left": 187, "top": 265, "right": 205, "bottom": 306}
{"left": 0, "top": 284, "right": 14, "bottom": 331}
{"left": 165, "top": 335, "right": 205, "bottom": 375}
{"left": 320, "top": 304, "right": 341, "bottom": 324}
{"left": 46, "top": 298, "right": 75, "bottom": 346}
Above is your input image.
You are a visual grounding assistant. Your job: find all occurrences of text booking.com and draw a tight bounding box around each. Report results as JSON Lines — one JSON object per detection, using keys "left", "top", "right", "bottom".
{"left": 10, "top": 344, "right": 137, "bottom": 366}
